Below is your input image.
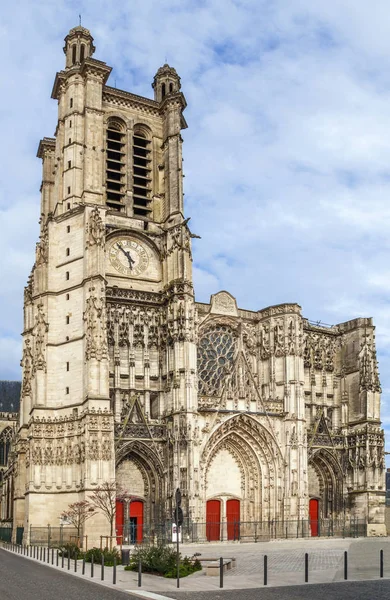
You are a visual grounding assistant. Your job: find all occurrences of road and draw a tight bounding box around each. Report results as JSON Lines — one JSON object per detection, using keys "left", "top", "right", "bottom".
{"left": 0, "top": 548, "right": 128, "bottom": 600}
{"left": 166, "top": 580, "right": 390, "bottom": 599}
{"left": 2, "top": 547, "right": 390, "bottom": 600}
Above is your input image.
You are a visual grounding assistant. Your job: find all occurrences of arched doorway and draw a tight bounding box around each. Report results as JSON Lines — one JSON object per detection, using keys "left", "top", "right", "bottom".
{"left": 201, "top": 415, "right": 283, "bottom": 526}
{"left": 308, "top": 449, "right": 344, "bottom": 523}
{"left": 227, "top": 499, "right": 240, "bottom": 540}
{"left": 115, "top": 441, "right": 165, "bottom": 537}
{"left": 206, "top": 499, "right": 221, "bottom": 541}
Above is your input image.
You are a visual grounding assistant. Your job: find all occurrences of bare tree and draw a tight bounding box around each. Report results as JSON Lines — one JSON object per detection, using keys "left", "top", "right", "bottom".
{"left": 89, "top": 481, "right": 129, "bottom": 538}
{"left": 60, "top": 500, "right": 96, "bottom": 540}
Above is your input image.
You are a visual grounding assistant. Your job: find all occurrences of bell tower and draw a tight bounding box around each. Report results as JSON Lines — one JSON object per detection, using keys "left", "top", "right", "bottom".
{"left": 15, "top": 25, "right": 197, "bottom": 542}
{"left": 64, "top": 25, "right": 96, "bottom": 68}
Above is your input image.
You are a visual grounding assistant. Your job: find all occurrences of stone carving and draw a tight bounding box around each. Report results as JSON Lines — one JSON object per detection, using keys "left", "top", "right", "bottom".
{"left": 359, "top": 332, "right": 381, "bottom": 393}
{"left": 84, "top": 285, "right": 108, "bottom": 360}
{"left": 21, "top": 338, "right": 33, "bottom": 396}
{"left": 24, "top": 268, "right": 35, "bottom": 304}
{"left": 273, "top": 322, "right": 285, "bottom": 357}
{"left": 86, "top": 207, "right": 105, "bottom": 248}
{"left": 106, "top": 286, "right": 163, "bottom": 305}
{"left": 242, "top": 322, "right": 257, "bottom": 355}
{"left": 32, "top": 304, "right": 49, "bottom": 372}
{"left": 259, "top": 323, "right": 270, "bottom": 359}
{"left": 36, "top": 224, "right": 49, "bottom": 266}
{"left": 259, "top": 304, "right": 301, "bottom": 319}
{"left": 303, "top": 332, "right": 337, "bottom": 372}
{"left": 210, "top": 292, "right": 238, "bottom": 316}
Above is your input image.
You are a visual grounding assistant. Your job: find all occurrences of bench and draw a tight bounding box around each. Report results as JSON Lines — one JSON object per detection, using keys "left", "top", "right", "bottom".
{"left": 205, "top": 558, "right": 236, "bottom": 576}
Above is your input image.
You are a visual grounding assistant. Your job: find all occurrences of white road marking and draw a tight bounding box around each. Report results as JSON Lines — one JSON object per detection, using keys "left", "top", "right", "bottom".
{"left": 125, "top": 591, "right": 176, "bottom": 600}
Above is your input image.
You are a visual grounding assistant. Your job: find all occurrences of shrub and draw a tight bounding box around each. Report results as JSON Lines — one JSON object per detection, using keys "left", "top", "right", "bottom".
{"left": 125, "top": 545, "right": 202, "bottom": 578}
{"left": 84, "top": 546, "right": 121, "bottom": 566}
{"left": 57, "top": 542, "right": 84, "bottom": 559}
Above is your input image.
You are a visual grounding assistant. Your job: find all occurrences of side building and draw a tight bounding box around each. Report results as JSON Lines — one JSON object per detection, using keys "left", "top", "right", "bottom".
{"left": 2, "top": 26, "right": 386, "bottom": 543}
{"left": 0, "top": 381, "right": 20, "bottom": 523}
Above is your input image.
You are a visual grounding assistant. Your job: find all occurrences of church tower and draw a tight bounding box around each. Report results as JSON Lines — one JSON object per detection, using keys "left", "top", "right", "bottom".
{"left": 16, "top": 25, "right": 196, "bottom": 541}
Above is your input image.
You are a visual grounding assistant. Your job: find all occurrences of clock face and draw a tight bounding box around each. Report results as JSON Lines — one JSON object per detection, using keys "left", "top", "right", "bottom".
{"left": 108, "top": 237, "right": 149, "bottom": 277}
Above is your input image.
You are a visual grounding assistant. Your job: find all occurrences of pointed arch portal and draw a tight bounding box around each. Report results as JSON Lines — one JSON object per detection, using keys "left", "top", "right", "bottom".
{"left": 201, "top": 414, "right": 283, "bottom": 538}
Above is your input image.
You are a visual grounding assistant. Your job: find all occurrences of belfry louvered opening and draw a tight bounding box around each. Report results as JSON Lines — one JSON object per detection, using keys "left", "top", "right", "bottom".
{"left": 106, "top": 121, "right": 126, "bottom": 210}
{"left": 133, "top": 131, "right": 152, "bottom": 218}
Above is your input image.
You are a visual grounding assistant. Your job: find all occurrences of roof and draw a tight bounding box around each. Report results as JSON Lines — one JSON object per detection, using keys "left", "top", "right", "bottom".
{"left": 0, "top": 381, "right": 21, "bottom": 413}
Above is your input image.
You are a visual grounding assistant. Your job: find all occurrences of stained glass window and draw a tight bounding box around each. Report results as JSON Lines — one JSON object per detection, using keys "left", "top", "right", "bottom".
{"left": 197, "top": 325, "right": 236, "bottom": 395}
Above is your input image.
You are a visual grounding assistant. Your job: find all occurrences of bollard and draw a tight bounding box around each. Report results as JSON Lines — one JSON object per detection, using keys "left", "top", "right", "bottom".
{"left": 264, "top": 555, "right": 268, "bottom": 586}
{"left": 62, "top": 550, "right": 64, "bottom": 569}
{"left": 40, "top": 547, "right": 42, "bottom": 561}
{"left": 219, "top": 557, "right": 224, "bottom": 589}
{"left": 56, "top": 549, "right": 59, "bottom": 567}
{"left": 138, "top": 559, "right": 142, "bottom": 587}
{"left": 74, "top": 555, "right": 77, "bottom": 572}
{"left": 43, "top": 548, "right": 46, "bottom": 563}
{"left": 344, "top": 551, "right": 348, "bottom": 580}
{"left": 34, "top": 546, "right": 36, "bottom": 559}
{"left": 305, "top": 553, "right": 309, "bottom": 583}
{"left": 101, "top": 554, "right": 104, "bottom": 581}
{"left": 380, "top": 549, "right": 384, "bottom": 578}
{"left": 52, "top": 548, "right": 54, "bottom": 565}
{"left": 82, "top": 556, "right": 85, "bottom": 575}
{"left": 113, "top": 557, "right": 116, "bottom": 585}
{"left": 67, "top": 550, "right": 70, "bottom": 571}
{"left": 47, "top": 547, "right": 50, "bottom": 563}
{"left": 91, "top": 554, "right": 94, "bottom": 578}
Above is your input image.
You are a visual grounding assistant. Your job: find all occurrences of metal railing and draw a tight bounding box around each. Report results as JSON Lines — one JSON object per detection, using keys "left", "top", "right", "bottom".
{"left": 30, "top": 526, "right": 78, "bottom": 547}
{"left": 116, "top": 517, "right": 367, "bottom": 545}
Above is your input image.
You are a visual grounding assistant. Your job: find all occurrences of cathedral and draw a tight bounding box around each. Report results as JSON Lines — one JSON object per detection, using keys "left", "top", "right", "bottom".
{"left": 4, "top": 26, "right": 386, "bottom": 543}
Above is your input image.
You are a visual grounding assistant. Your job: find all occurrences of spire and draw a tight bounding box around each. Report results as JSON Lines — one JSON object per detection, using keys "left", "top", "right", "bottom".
{"left": 152, "top": 63, "right": 181, "bottom": 103}
{"left": 63, "top": 25, "right": 95, "bottom": 69}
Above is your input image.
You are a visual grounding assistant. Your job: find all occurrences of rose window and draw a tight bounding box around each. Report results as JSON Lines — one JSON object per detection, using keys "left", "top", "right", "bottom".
{"left": 197, "top": 325, "right": 236, "bottom": 395}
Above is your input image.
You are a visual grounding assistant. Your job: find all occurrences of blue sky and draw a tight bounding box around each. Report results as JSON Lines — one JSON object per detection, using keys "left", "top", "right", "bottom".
{"left": 1, "top": 0, "right": 390, "bottom": 459}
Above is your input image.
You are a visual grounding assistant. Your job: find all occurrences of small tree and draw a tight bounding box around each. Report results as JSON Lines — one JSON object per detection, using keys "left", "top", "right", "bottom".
{"left": 89, "top": 481, "right": 129, "bottom": 539}
{"left": 60, "top": 500, "right": 96, "bottom": 540}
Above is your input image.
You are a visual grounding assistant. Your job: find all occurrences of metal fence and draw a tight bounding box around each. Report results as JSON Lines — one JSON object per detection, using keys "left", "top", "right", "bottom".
{"left": 25, "top": 518, "right": 367, "bottom": 548}
{"left": 30, "top": 526, "right": 78, "bottom": 547}
{"left": 117, "top": 518, "right": 367, "bottom": 546}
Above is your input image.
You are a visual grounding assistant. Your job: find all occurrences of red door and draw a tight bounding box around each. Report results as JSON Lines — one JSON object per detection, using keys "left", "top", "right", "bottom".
{"left": 206, "top": 499, "right": 221, "bottom": 541}
{"left": 227, "top": 499, "right": 240, "bottom": 540}
{"left": 116, "top": 500, "right": 124, "bottom": 544}
{"left": 130, "top": 500, "right": 144, "bottom": 543}
{"left": 309, "top": 499, "right": 319, "bottom": 537}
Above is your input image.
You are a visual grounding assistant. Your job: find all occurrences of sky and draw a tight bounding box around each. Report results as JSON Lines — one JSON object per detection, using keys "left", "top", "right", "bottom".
{"left": 1, "top": 0, "right": 390, "bottom": 457}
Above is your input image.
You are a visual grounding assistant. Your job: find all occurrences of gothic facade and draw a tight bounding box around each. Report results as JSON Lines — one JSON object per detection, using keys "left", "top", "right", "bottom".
{"left": 6, "top": 26, "right": 386, "bottom": 541}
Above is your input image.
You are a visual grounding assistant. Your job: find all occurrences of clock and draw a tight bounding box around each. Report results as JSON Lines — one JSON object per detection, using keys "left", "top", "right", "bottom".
{"left": 108, "top": 237, "right": 149, "bottom": 277}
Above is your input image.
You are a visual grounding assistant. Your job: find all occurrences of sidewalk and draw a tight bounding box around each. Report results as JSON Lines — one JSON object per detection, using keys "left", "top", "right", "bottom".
{"left": 3, "top": 537, "right": 390, "bottom": 598}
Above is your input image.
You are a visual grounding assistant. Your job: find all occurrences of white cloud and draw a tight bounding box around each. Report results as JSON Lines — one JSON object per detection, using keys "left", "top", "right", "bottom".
{"left": 1, "top": 0, "right": 390, "bottom": 460}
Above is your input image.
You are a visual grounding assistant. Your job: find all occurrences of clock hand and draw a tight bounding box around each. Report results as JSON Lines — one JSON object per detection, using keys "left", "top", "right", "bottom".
{"left": 116, "top": 242, "right": 135, "bottom": 270}
{"left": 125, "top": 251, "right": 135, "bottom": 269}
{"left": 117, "top": 243, "right": 128, "bottom": 257}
